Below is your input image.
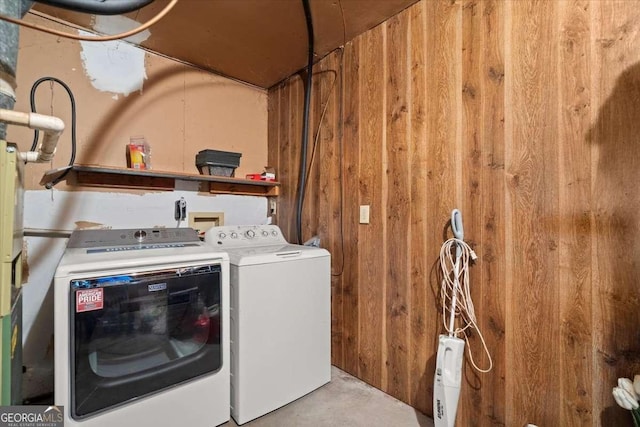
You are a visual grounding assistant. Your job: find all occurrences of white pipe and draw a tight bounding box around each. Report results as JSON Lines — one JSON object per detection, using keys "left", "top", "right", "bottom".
{"left": 23, "top": 227, "right": 73, "bottom": 237}
{"left": 0, "top": 108, "right": 65, "bottom": 163}
{"left": 0, "top": 75, "right": 16, "bottom": 102}
{"left": 30, "top": 112, "right": 65, "bottom": 162}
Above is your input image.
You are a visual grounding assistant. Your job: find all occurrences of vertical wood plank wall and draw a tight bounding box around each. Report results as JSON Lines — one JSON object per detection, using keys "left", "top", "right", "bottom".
{"left": 268, "top": 1, "right": 640, "bottom": 425}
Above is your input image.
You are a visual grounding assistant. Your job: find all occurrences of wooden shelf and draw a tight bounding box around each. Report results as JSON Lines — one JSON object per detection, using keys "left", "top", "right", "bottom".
{"left": 40, "top": 165, "right": 280, "bottom": 197}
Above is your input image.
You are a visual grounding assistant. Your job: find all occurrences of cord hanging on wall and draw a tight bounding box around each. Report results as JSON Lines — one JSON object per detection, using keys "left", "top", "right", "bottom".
{"left": 29, "top": 77, "right": 77, "bottom": 189}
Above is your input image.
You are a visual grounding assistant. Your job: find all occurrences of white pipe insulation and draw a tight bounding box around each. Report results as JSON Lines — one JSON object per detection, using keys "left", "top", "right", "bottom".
{"left": 0, "top": 108, "right": 65, "bottom": 163}
{"left": 0, "top": 75, "right": 16, "bottom": 103}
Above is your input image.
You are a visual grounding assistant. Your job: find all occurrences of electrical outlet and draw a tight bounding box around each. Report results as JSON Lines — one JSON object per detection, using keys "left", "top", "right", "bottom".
{"left": 359, "top": 205, "right": 370, "bottom": 224}
{"left": 269, "top": 198, "right": 277, "bottom": 216}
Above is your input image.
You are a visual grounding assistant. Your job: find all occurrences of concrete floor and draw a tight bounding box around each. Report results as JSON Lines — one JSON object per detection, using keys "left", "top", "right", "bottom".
{"left": 224, "top": 366, "right": 434, "bottom": 427}
{"left": 23, "top": 364, "right": 434, "bottom": 427}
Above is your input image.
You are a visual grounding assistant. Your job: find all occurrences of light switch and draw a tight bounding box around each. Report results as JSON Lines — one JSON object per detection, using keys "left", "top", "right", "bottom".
{"left": 359, "top": 205, "right": 370, "bottom": 224}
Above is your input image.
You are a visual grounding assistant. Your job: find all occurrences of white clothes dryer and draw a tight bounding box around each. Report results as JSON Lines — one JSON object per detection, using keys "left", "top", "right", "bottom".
{"left": 204, "top": 225, "right": 331, "bottom": 425}
{"left": 53, "top": 228, "right": 229, "bottom": 427}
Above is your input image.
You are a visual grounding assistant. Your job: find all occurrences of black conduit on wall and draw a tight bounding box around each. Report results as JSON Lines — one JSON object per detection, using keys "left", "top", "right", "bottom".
{"left": 33, "top": 0, "right": 154, "bottom": 15}
{"left": 29, "top": 77, "right": 77, "bottom": 188}
{"left": 296, "top": 0, "right": 314, "bottom": 244}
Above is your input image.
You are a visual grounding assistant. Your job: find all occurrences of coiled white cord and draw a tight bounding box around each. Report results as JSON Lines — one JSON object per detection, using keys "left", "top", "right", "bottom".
{"left": 440, "top": 238, "right": 493, "bottom": 373}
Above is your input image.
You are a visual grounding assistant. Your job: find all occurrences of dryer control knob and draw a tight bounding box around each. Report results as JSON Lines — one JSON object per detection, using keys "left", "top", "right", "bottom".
{"left": 261, "top": 230, "right": 269, "bottom": 237}
{"left": 231, "top": 232, "right": 238, "bottom": 239}
{"left": 218, "top": 232, "right": 227, "bottom": 240}
{"left": 271, "top": 230, "right": 278, "bottom": 237}
{"left": 246, "top": 230, "right": 256, "bottom": 238}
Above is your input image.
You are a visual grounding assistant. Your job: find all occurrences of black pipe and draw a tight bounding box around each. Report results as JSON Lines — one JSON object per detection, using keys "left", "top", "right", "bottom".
{"left": 29, "top": 77, "right": 77, "bottom": 188}
{"left": 33, "top": 0, "right": 154, "bottom": 15}
{"left": 295, "top": 0, "right": 314, "bottom": 244}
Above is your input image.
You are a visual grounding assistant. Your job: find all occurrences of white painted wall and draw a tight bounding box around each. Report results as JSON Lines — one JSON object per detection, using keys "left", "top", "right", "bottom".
{"left": 78, "top": 15, "right": 151, "bottom": 97}
{"left": 21, "top": 188, "right": 268, "bottom": 370}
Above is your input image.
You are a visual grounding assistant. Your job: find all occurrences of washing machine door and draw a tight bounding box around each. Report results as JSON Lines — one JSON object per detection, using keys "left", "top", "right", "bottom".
{"left": 69, "top": 264, "right": 222, "bottom": 420}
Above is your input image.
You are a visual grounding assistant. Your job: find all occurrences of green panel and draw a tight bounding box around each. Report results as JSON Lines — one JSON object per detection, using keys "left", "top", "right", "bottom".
{"left": 0, "top": 140, "right": 17, "bottom": 263}
{"left": 0, "top": 315, "right": 7, "bottom": 405}
{"left": 0, "top": 292, "right": 23, "bottom": 405}
{"left": 0, "top": 140, "right": 24, "bottom": 404}
{"left": 0, "top": 140, "right": 19, "bottom": 317}
{"left": 10, "top": 291, "right": 22, "bottom": 405}
{"left": 0, "top": 263, "right": 10, "bottom": 319}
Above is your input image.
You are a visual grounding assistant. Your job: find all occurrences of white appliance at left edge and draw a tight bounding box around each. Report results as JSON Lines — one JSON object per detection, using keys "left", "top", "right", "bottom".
{"left": 53, "top": 228, "right": 230, "bottom": 427}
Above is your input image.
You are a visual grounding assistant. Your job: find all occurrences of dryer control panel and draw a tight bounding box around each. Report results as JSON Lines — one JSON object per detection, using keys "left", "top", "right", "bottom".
{"left": 204, "top": 225, "right": 287, "bottom": 248}
{"left": 67, "top": 228, "right": 199, "bottom": 248}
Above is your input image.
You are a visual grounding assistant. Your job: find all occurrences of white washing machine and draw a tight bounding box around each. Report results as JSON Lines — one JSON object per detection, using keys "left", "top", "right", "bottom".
{"left": 204, "top": 225, "right": 331, "bottom": 425}
{"left": 53, "top": 228, "right": 229, "bottom": 427}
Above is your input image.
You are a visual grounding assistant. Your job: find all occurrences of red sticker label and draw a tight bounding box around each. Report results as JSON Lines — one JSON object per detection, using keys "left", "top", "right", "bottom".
{"left": 76, "top": 288, "right": 104, "bottom": 313}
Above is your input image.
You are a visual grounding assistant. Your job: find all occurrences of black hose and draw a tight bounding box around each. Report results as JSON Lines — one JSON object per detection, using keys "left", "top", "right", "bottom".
{"left": 33, "top": 0, "right": 154, "bottom": 15}
{"left": 29, "top": 77, "right": 77, "bottom": 188}
{"left": 296, "top": 0, "right": 314, "bottom": 244}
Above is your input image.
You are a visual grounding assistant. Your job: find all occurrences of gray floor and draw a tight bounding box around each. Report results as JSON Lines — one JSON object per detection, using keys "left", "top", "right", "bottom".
{"left": 23, "top": 363, "right": 434, "bottom": 427}
{"left": 224, "top": 366, "right": 434, "bottom": 427}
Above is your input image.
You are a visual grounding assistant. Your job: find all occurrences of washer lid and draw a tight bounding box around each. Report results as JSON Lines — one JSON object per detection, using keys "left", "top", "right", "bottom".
{"left": 223, "top": 244, "right": 330, "bottom": 266}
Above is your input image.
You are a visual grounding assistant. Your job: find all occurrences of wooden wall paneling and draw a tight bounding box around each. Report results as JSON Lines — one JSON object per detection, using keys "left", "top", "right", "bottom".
{"left": 503, "top": 2, "right": 515, "bottom": 423}
{"left": 331, "top": 52, "right": 345, "bottom": 368}
{"left": 591, "top": 2, "right": 609, "bottom": 425}
{"left": 304, "top": 63, "right": 323, "bottom": 243}
{"left": 358, "top": 24, "right": 385, "bottom": 389}
{"left": 477, "top": 0, "right": 506, "bottom": 425}
{"left": 265, "top": 1, "right": 640, "bottom": 424}
{"left": 267, "top": 87, "right": 280, "bottom": 205}
{"left": 313, "top": 56, "right": 330, "bottom": 351}
{"left": 557, "top": 1, "right": 593, "bottom": 425}
{"left": 380, "top": 23, "right": 389, "bottom": 392}
{"left": 342, "top": 39, "right": 361, "bottom": 376}
{"left": 422, "top": 0, "right": 462, "bottom": 416}
{"left": 289, "top": 76, "right": 303, "bottom": 242}
{"left": 316, "top": 56, "right": 330, "bottom": 249}
{"left": 506, "top": 1, "right": 560, "bottom": 425}
{"left": 328, "top": 51, "right": 343, "bottom": 259}
{"left": 330, "top": 50, "right": 345, "bottom": 370}
{"left": 316, "top": 52, "right": 343, "bottom": 365}
{"left": 423, "top": 0, "right": 453, "bottom": 415}
{"left": 459, "top": 1, "right": 483, "bottom": 425}
{"left": 408, "top": 0, "right": 430, "bottom": 414}
{"left": 591, "top": 2, "right": 640, "bottom": 425}
{"left": 276, "top": 81, "right": 291, "bottom": 233}
{"left": 384, "top": 9, "right": 411, "bottom": 403}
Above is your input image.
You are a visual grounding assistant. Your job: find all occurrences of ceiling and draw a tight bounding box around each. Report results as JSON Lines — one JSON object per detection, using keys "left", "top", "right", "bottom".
{"left": 31, "top": 0, "right": 419, "bottom": 89}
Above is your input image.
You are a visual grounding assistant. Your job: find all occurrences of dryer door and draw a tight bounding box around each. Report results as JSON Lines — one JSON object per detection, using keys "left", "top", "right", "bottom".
{"left": 69, "top": 264, "right": 222, "bottom": 420}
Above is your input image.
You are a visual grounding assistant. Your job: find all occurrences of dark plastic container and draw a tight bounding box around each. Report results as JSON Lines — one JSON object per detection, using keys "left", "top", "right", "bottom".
{"left": 196, "top": 149, "right": 242, "bottom": 177}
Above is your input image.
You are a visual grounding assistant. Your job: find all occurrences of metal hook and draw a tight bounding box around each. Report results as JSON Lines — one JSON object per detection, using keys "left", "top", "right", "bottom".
{"left": 451, "top": 209, "right": 464, "bottom": 241}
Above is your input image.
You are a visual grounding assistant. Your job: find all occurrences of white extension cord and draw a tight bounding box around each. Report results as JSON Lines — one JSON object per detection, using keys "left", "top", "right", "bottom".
{"left": 439, "top": 238, "right": 493, "bottom": 373}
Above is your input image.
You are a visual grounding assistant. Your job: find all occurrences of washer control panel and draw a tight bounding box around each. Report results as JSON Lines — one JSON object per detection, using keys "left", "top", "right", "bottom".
{"left": 204, "top": 225, "right": 287, "bottom": 248}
